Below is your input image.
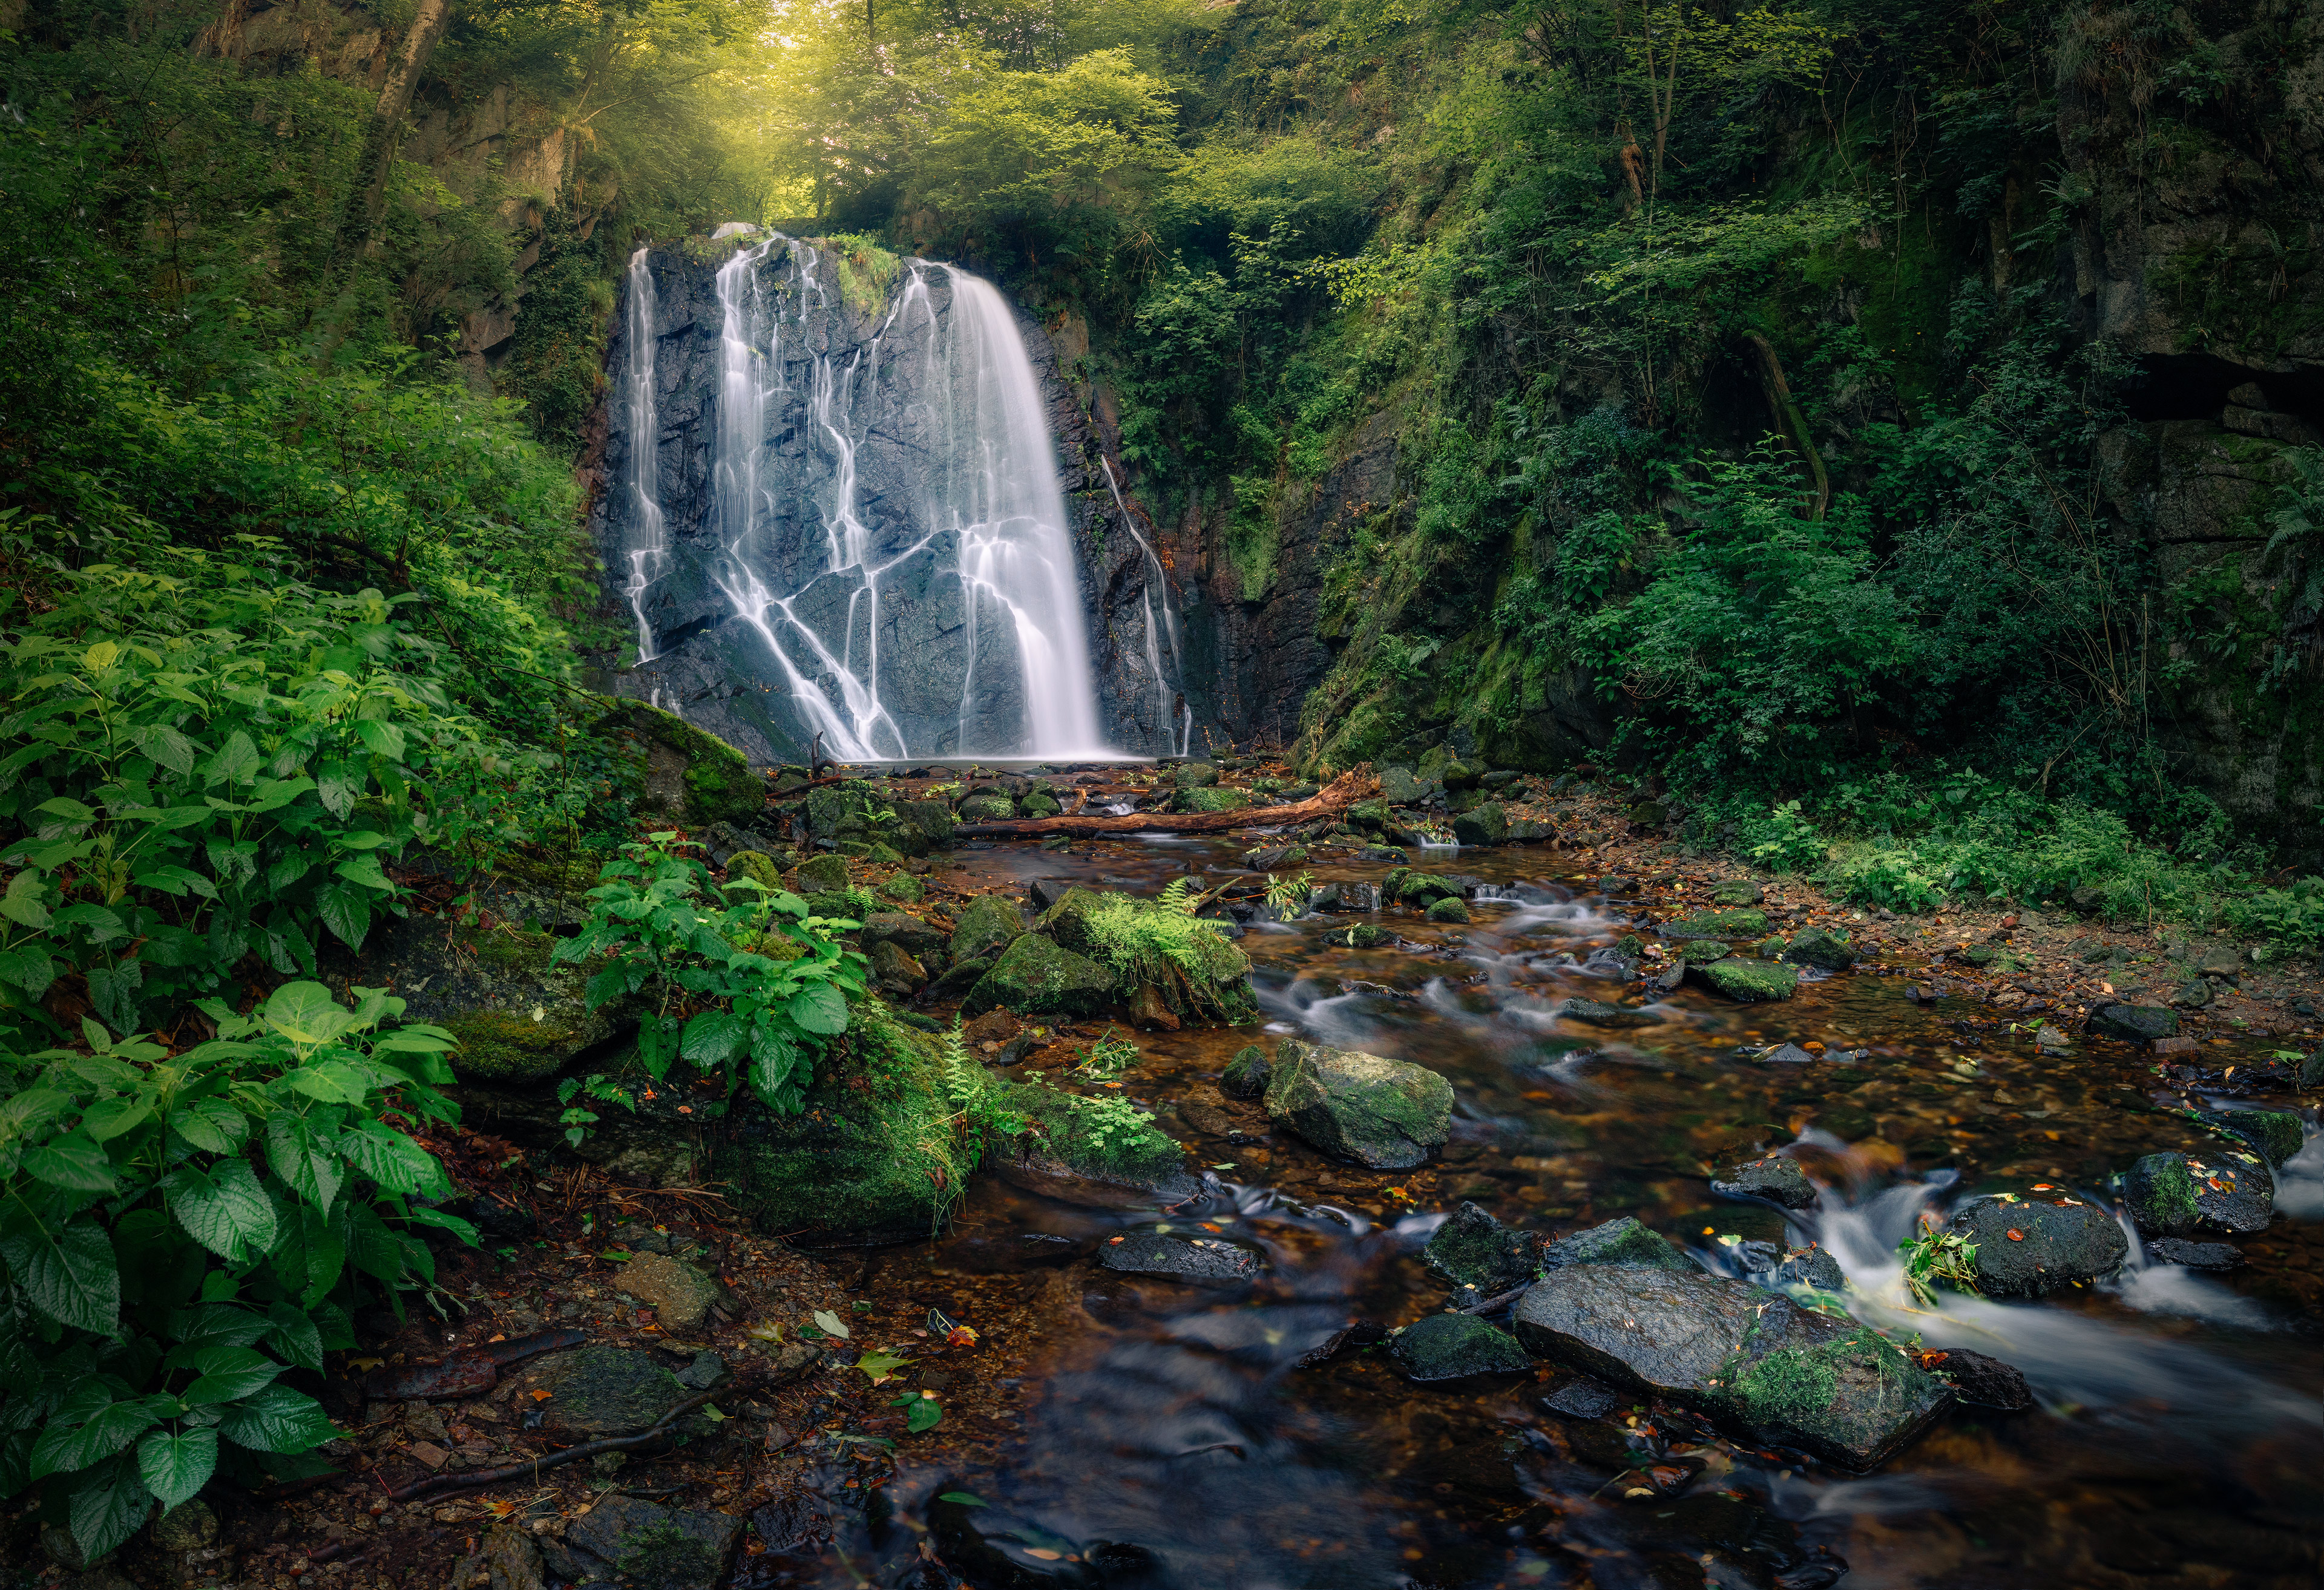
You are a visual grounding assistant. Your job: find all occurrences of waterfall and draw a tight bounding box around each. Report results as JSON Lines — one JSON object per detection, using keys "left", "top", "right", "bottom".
{"left": 1099, "top": 456, "right": 1193, "bottom": 756}
{"left": 617, "top": 247, "right": 669, "bottom": 667}
{"left": 687, "top": 234, "right": 1111, "bottom": 762}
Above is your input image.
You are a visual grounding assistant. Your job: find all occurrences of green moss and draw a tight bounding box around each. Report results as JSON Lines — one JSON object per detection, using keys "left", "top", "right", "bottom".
{"left": 1700, "top": 958, "right": 1799, "bottom": 1002}
{"left": 1425, "top": 896, "right": 1469, "bottom": 924}
{"left": 469, "top": 927, "right": 559, "bottom": 976}
{"left": 1173, "top": 787, "right": 1252, "bottom": 814}
{"left": 1727, "top": 1326, "right": 1940, "bottom": 1457}
{"left": 597, "top": 698, "right": 763, "bottom": 827}
{"left": 724, "top": 1000, "right": 973, "bottom": 1242}
{"left": 1678, "top": 938, "right": 1730, "bottom": 964}
{"left": 986, "top": 1073, "right": 1185, "bottom": 1186}
{"left": 1668, "top": 908, "right": 1771, "bottom": 937}
{"left": 965, "top": 933, "right": 1116, "bottom": 1016}
{"left": 879, "top": 873, "right": 926, "bottom": 904}
{"left": 444, "top": 1007, "right": 595, "bottom": 1082}
{"left": 1044, "top": 889, "right": 1257, "bottom": 1022}
{"left": 2125, "top": 1153, "right": 2200, "bottom": 1234}
{"left": 617, "top": 1522, "right": 723, "bottom": 1588}
{"left": 818, "top": 234, "right": 902, "bottom": 319}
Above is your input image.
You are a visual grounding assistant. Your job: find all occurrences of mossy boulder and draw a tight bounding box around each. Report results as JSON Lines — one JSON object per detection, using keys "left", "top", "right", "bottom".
{"left": 1172, "top": 762, "right": 1220, "bottom": 788}
{"left": 598, "top": 698, "right": 764, "bottom": 828}
{"left": 1779, "top": 927, "right": 1854, "bottom": 972}
{"left": 958, "top": 790, "right": 1016, "bottom": 822}
{"left": 948, "top": 894, "right": 1026, "bottom": 963}
{"left": 1663, "top": 908, "right": 1770, "bottom": 939}
{"left": 1450, "top": 802, "right": 1508, "bottom": 846}
{"left": 859, "top": 912, "right": 945, "bottom": 957}
{"left": 368, "top": 915, "right": 620, "bottom": 1084}
{"left": 1710, "top": 881, "right": 1764, "bottom": 906}
{"left": 1019, "top": 793, "right": 1062, "bottom": 817}
{"left": 789, "top": 853, "right": 850, "bottom": 894}
{"left": 723, "top": 1002, "right": 973, "bottom": 1245}
{"left": 1542, "top": 1215, "right": 1695, "bottom": 1272}
{"left": 879, "top": 873, "right": 926, "bottom": 904}
{"left": 2193, "top": 1108, "right": 2303, "bottom": 1164}
{"left": 1678, "top": 938, "right": 1730, "bottom": 965}
{"left": 1695, "top": 958, "right": 1799, "bottom": 1002}
{"left": 1037, "top": 887, "right": 1256, "bottom": 1024}
{"left": 888, "top": 799, "right": 956, "bottom": 851}
{"left": 1423, "top": 1202, "right": 1544, "bottom": 1294}
{"left": 1345, "top": 799, "right": 1393, "bottom": 832}
{"left": 1172, "top": 786, "right": 1252, "bottom": 814}
{"left": 1394, "top": 872, "right": 1463, "bottom": 905}
{"left": 983, "top": 1075, "right": 1200, "bottom": 1204}
{"left": 2085, "top": 1004, "right": 2179, "bottom": 1042}
{"left": 1221, "top": 1044, "right": 1271, "bottom": 1099}
{"left": 1391, "top": 1314, "right": 1529, "bottom": 1382}
{"left": 1262, "top": 1038, "right": 1454, "bottom": 1169}
{"left": 723, "top": 850, "right": 785, "bottom": 895}
{"left": 1425, "top": 896, "right": 1470, "bottom": 924}
{"left": 1378, "top": 765, "right": 1427, "bottom": 805}
{"left": 868, "top": 940, "right": 927, "bottom": 996}
{"left": 964, "top": 934, "right": 1117, "bottom": 1017}
{"left": 2123, "top": 1150, "right": 2273, "bottom": 1237}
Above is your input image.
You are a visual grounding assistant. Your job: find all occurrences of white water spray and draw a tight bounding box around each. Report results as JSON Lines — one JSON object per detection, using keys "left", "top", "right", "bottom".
{"left": 618, "top": 247, "right": 669, "bottom": 667}
{"left": 694, "top": 235, "right": 1111, "bottom": 762}
{"left": 1098, "top": 456, "right": 1192, "bottom": 756}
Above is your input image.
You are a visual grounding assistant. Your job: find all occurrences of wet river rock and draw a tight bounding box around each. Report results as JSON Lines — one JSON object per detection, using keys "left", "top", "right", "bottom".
{"left": 1694, "top": 957, "right": 1800, "bottom": 1003}
{"left": 1542, "top": 1215, "right": 1698, "bottom": 1272}
{"left": 1561, "top": 998, "right": 1664, "bottom": 1029}
{"left": 1711, "top": 1156, "right": 1818, "bottom": 1209}
{"left": 2193, "top": 1108, "right": 2303, "bottom": 1165}
{"left": 963, "top": 932, "right": 1117, "bottom": 1017}
{"left": 1920, "top": 1347, "right": 2034, "bottom": 1412}
{"left": 1424, "top": 1202, "right": 1546, "bottom": 1294}
{"left": 1262, "top": 1039, "right": 1454, "bottom": 1169}
{"left": 1221, "top": 1043, "right": 1271, "bottom": 1099}
{"left": 506, "top": 1347, "right": 713, "bottom": 1443}
{"left": 2123, "top": 1150, "right": 2274, "bottom": 1237}
{"left": 1098, "top": 1231, "right": 1265, "bottom": 1284}
{"left": 1511, "top": 1266, "right": 1950, "bottom": 1470}
{"left": 1946, "top": 1194, "right": 2129, "bottom": 1295}
{"left": 2084, "top": 1003, "right": 2180, "bottom": 1042}
{"left": 2144, "top": 1237, "right": 2244, "bottom": 1270}
{"left": 1391, "top": 1313, "right": 1529, "bottom": 1381}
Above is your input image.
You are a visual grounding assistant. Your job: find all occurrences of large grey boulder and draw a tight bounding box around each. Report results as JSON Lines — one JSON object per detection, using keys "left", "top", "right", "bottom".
{"left": 1262, "top": 1039, "right": 1453, "bottom": 1169}
{"left": 1512, "top": 1266, "right": 1949, "bottom": 1470}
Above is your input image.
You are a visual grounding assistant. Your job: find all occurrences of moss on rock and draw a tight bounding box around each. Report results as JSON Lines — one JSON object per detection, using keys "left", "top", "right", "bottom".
{"left": 982, "top": 1074, "right": 1198, "bottom": 1202}
{"left": 1038, "top": 887, "right": 1256, "bottom": 1022}
{"left": 950, "top": 894, "right": 1026, "bottom": 963}
{"left": 1263, "top": 1038, "right": 1452, "bottom": 1168}
{"left": 597, "top": 698, "right": 763, "bottom": 828}
{"left": 964, "top": 934, "right": 1116, "bottom": 1016}
{"left": 1698, "top": 958, "right": 1799, "bottom": 1002}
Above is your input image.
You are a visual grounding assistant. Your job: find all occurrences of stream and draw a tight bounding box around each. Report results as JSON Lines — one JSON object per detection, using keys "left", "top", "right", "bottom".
{"left": 749, "top": 835, "right": 2323, "bottom": 1590}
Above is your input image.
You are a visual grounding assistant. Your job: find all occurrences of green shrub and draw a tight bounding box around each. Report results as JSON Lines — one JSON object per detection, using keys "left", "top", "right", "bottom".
{"left": 0, "top": 982, "right": 466, "bottom": 1559}
{"left": 2226, "top": 878, "right": 2324, "bottom": 960}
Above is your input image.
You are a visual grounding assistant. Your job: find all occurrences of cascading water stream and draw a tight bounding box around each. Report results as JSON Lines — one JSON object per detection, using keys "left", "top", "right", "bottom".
{"left": 617, "top": 247, "right": 669, "bottom": 672}
{"left": 683, "top": 232, "right": 1111, "bottom": 762}
{"left": 1098, "top": 456, "right": 1192, "bottom": 756}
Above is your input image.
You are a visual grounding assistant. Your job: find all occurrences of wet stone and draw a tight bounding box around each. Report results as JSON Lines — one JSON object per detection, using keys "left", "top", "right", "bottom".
{"left": 1263, "top": 1039, "right": 1454, "bottom": 1170}
{"left": 510, "top": 1347, "right": 703, "bottom": 1442}
{"left": 965, "top": 934, "right": 1116, "bottom": 1017}
{"left": 1946, "top": 1195, "right": 2128, "bottom": 1295}
{"left": 2084, "top": 1003, "right": 2179, "bottom": 1042}
{"left": 1696, "top": 957, "right": 1799, "bottom": 1003}
{"left": 615, "top": 1252, "right": 721, "bottom": 1333}
{"left": 1663, "top": 908, "right": 1770, "bottom": 939}
{"left": 1561, "top": 998, "right": 1663, "bottom": 1028}
{"left": 1920, "top": 1348, "right": 2032, "bottom": 1412}
{"left": 1512, "top": 1266, "right": 1949, "bottom": 1470}
{"left": 2145, "top": 1237, "right": 2244, "bottom": 1270}
{"left": 858, "top": 911, "right": 945, "bottom": 956}
{"left": 1541, "top": 1378, "right": 1627, "bottom": 1420}
{"left": 1711, "top": 1156, "right": 1817, "bottom": 1209}
{"left": 1098, "top": 1231, "right": 1265, "bottom": 1284}
{"left": 1425, "top": 896, "right": 1471, "bottom": 924}
{"left": 1423, "top": 1201, "right": 1546, "bottom": 1294}
{"left": 2193, "top": 1108, "right": 2303, "bottom": 1165}
{"left": 1391, "top": 1313, "right": 1529, "bottom": 1382}
{"left": 1779, "top": 926, "right": 1854, "bottom": 972}
{"left": 949, "top": 893, "right": 1027, "bottom": 963}
{"left": 1709, "top": 881, "right": 1764, "bottom": 906}
{"left": 545, "top": 1494, "right": 745, "bottom": 1590}
{"left": 1542, "top": 1216, "right": 1696, "bottom": 1272}
{"left": 2122, "top": 1151, "right": 2274, "bottom": 1237}
{"left": 1220, "top": 1044, "right": 1272, "bottom": 1100}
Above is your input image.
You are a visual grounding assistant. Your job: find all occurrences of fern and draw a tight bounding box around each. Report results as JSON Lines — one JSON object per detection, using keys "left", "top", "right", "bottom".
{"left": 1158, "top": 875, "right": 1200, "bottom": 915}
{"left": 939, "top": 1019, "right": 981, "bottom": 1108}
{"left": 1264, "top": 871, "right": 1313, "bottom": 911}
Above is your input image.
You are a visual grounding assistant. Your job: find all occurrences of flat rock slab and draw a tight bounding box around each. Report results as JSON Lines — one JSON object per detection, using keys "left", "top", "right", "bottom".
{"left": 543, "top": 1494, "right": 746, "bottom": 1590}
{"left": 2193, "top": 1108, "right": 2304, "bottom": 1165}
{"left": 1947, "top": 1195, "right": 2127, "bottom": 1295}
{"left": 617, "top": 1252, "right": 722, "bottom": 1333}
{"left": 508, "top": 1347, "right": 697, "bottom": 1442}
{"left": 1098, "top": 1231, "right": 1265, "bottom": 1284}
{"left": 2124, "top": 1151, "right": 2274, "bottom": 1237}
{"left": 1391, "top": 1313, "right": 1529, "bottom": 1381}
{"left": 1512, "top": 1266, "right": 1949, "bottom": 1470}
{"left": 1540, "top": 1378, "right": 1628, "bottom": 1419}
{"left": 2084, "top": 1003, "right": 2179, "bottom": 1042}
{"left": 1919, "top": 1347, "right": 2032, "bottom": 1412}
{"left": 1264, "top": 1039, "right": 1452, "bottom": 1169}
{"left": 2145, "top": 1237, "right": 2244, "bottom": 1270}
{"left": 1711, "top": 1157, "right": 1817, "bottom": 1209}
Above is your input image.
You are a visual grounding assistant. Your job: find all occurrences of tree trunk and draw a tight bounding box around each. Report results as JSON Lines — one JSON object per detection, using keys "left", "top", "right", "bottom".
{"left": 1744, "top": 332, "right": 1831, "bottom": 523}
{"left": 953, "top": 771, "right": 1379, "bottom": 839}
{"left": 336, "top": 0, "right": 456, "bottom": 268}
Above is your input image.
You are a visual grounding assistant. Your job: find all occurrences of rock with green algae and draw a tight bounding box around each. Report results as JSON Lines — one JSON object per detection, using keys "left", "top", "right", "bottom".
{"left": 958, "top": 789, "right": 1015, "bottom": 822}
{"left": 721, "top": 850, "right": 786, "bottom": 898}
{"left": 1425, "top": 896, "right": 1471, "bottom": 924}
{"left": 879, "top": 872, "right": 926, "bottom": 904}
{"left": 2084, "top": 1003, "right": 2179, "bottom": 1042}
{"left": 1221, "top": 1044, "right": 1271, "bottom": 1099}
{"left": 1541, "top": 1215, "right": 1696, "bottom": 1272}
{"left": 504, "top": 1346, "right": 714, "bottom": 1442}
{"left": 787, "top": 853, "right": 850, "bottom": 894}
{"left": 1512, "top": 1266, "right": 1949, "bottom": 1470}
{"left": 868, "top": 938, "right": 927, "bottom": 996}
{"left": 859, "top": 911, "right": 945, "bottom": 956}
{"left": 1423, "top": 1201, "right": 1544, "bottom": 1294}
{"left": 1663, "top": 908, "right": 1771, "bottom": 939}
{"left": 1450, "top": 802, "right": 1509, "bottom": 846}
{"left": 2193, "top": 1108, "right": 2302, "bottom": 1164}
{"left": 540, "top": 1493, "right": 744, "bottom": 1590}
{"left": 1392, "top": 1314, "right": 1529, "bottom": 1381}
{"left": 2123, "top": 1150, "right": 2273, "bottom": 1237}
{"left": 1696, "top": 958, "right": 1799, "bottom": 1003}
{"left": 1779, "top": 926, "right": 1855, "bottom": 972}
{"left": 963, "top": 933, "right": 1117, "bottom": 1017}
{"left": 1263, "top": 1039, "right": 1453, "bottom": 1170}
{"left": 721, "top": 1001, "right": 975, "bottom": 1245}
{"left": 982, "top": 1074, "right": 1201, "bottom": 1205}
{"left": 367, "top": 914, "right": 619, "bottom": 1083}
{"left": 948, "top": 894, "right": 1025, "bottom": 963}
{"left": 596, "top": 697, "right": 763, "bottom": 828}
{"left": 1946, "top": 1193, "right": 2127, "bottom": 1294}
{"left": 1172, "top": 786, "right": 1252, "bottom": 814}
{"left": 1036, "top": 887, "right": 1256, "bottom": 1024}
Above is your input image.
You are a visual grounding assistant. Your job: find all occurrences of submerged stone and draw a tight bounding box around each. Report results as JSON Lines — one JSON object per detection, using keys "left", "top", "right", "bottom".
{"left": 984, "top": 1077, "right": 1200, "bottom": 1205}
{"left": 2144, "top": 1237, "right": 2243, "bottom": 1269}
{"left": 1098, "top": 1231, "right": 1264, "bottom": 1284}
{"left": 1423, "top": 1202, "right": 1545, "bottom": 1294}
{"left": 1511, "top": 1267, "right": 1948, "bottom": 1470}
{"left": 1946, "top": 1194, "right": 2127, "bottom": 1295}
{"left": 1711, "top": 1157, "right": 1817, "bottom": 1209}
{"left": 1919, "top": 1347, "right": 2032, "bottom": 1412}
{"left": 1561, "top": 998, "right": 1663, "bottom": 1028}
{"left": 1392, "top": 1314, "right": 1529, "bottom": 1381}
{"left": 1542, "top": 1216, "right": 1695, "bottom": 1272}
{"left": 2122, "top": 1150, "right": 2273, "bottom": 1237}
{"left": 1263, "top": 1039, "right": 1454, "bottom": 1169}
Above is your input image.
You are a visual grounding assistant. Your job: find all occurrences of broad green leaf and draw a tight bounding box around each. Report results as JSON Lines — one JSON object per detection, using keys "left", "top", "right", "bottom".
{"left": 315, "top": 763, "right": 359, "bottom": 820}
{"left": 333, "top": 855, "right": 393, "bottom": 893}
{"left": 680, "top": 1009, "right": 747, "bottom": 1065}
{"left": 260, "top": 982, "right": 353, "bottom": 1047}
{"left": 53, "top": 903, "right": 127, "bottom": 941}
{"left": 286, "top": 1059, "right": 371, "bottom": 1107}
{"left": 902, "top": 1393, "right": 942, "bottom": 1433}
{"left": 854, "top": 1350, "right": 913, "bottom": 1385}
{"left": 336, "top": 1118, "right": 441, "bottom": 1197}
{"left": 0, "top": 946, "right": 57, "bottom": 998}
{"left": 1, "top": 868, "right": 51, "bottom": 929}
{"left": 811, "top": 1308, "right": 852, "bottom": 1340}
{"left": 788, "top": 982, "right": 850, "bottom": 1036}
{"left": 0, "top": 1087, "right": 71, "bottom": 1134}
{"left": 263, "top": 1301, "right": 324, "bottom": 1373}
{"left": 131, "top": 724, "right": 199, "bottom": 776}
{"left": 79, "top": 1094, "right": 154, "bottom": 1143}
{"left": 0, "top": 1217, "right": 120, "bottom": 1333}
{"left": 165, "top": 1157, "right": 277, "bottom": 1263}
{"left": 80, "top": 641, "right": 121, "bottom": 672}
{"left": 279, "top": 1204, "right": 346, "bottom": 1307}
{"left": 748, "top": 1025, "right": 799, "bottom": 1105}
{"left": 30, "top": 1385, "right": 156, "bottom": 1478}
{"left": 353, "top": 718, "right": 406, "bottom": 761}
{"left": 21, "top": 1132, "right": 118, "bottom": 1194}
{"left": 34, "top": 796, "right": 97, "bottom": 823}
{"left": 314, "top": 883, "right": 369, "bottom": 951}
{"left": 215, "top": 1383, "right": 335, "bottom": 1455}
{"left": 68, "top": 1451, "right": 151, "bottom": 1560}
{"left": 180, "top": 1344, "right": 285, "bottom": 1407}
{"left": 264, "top": 852, "right": 312, "bottom": 891}
{"left": 133, "top": 865, "right": 217, "bottom": 900}
{"left": 246, "top": 776, "right": 317, "bottom": 813}
{"left": 166, "top": 1304, "right": 272, "bottom": 1350}
{"left": 264, "top": 1113, "right": 343, "bottom": 1212}
{"left": 168, "top": 1099, "right": 247, "bottom": 1155}
{"left": 200, "top": 730, "right": 261, "bottom": 788}
{"left": 402, "top": 1206, "right": 475, "bottom": 1243}
{"left": 136, "top": 1427, "right": 216, "bottom": 1512}
{"left": 335, "top": 830, "right": 390, "bottom": 851}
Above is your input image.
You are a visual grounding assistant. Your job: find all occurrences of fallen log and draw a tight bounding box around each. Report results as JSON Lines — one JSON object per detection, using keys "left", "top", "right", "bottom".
{"left": 953, "top": 770, "right": 1377, "bottom": 839}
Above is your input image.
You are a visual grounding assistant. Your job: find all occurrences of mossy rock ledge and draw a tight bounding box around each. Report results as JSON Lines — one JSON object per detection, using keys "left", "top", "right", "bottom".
{"left": 1035, "top": 886, "right": 1258, "bottom": 1024}
{"left": 982, "top": 1075, "right": 1201, "bottom": 1206}
{"left": 597, "top": 696, "right": 764, "bottom": 828}
{"left": 367, "top": 908, "right": 622, "bottom": 1084}
{"left": 1512, "top": 1266, "right": 1950, "bottom": 1470}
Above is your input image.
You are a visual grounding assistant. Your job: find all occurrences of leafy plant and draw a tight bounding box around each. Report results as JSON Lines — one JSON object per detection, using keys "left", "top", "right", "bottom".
{"left": 2225, "top": 877, "right": 2324, "bottom": 960}
{"left": 1744, "top": 801, "right": 1826, "bottom": 874}
{"left": 1069, "top": 1091, "right": 1164, "bottom": 1155}
{"left": 1896, "top": 1223, "right": 1980, "bottom": 1306}
{"left": 1264, "top": 871, "right": 1315, "bottom": 912}
{"left": 554, "top": 1073, "right": 637, "bottom": 1149}
{"left": 0, "top": 982, "right": 467, "bottom": 1557}
{"left": 1075, "top": 1029, "right": 1141, "bottom": 1081}
{"left": 1157, "top": 875, "right": 1201, "bottom": 915}
{"left": 889, "top": 1387, "right": 943, "bottom": 1433}
{"left": 553, "top": 833, "right": 869, "bottom": 1114}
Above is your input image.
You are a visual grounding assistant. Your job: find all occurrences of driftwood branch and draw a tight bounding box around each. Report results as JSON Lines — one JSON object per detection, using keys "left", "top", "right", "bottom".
{"left": 953, "top": 770, "right": 1377, "bottom": 839}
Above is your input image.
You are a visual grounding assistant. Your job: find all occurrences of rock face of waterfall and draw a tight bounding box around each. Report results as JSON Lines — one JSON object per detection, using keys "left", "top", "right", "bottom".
{"left": 591, "top": 234, "right": 1187, "bottom": 764}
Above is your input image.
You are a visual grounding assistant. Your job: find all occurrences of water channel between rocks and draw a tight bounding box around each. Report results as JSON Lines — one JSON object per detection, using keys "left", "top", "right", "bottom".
{"left": 743, "top": 834, "right": 2322, "bottom": 1590}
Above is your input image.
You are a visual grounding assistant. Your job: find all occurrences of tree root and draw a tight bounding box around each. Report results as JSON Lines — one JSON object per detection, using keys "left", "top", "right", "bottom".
{"left": 381, "top": 1378, "right": 754, "bottom": 1507}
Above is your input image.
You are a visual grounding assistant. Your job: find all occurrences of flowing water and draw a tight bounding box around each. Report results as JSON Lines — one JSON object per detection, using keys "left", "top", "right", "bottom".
{"left": 676, "top": 236, "right": 1111, "bottom": 762}
{"left": 618, "top": 246, "right": 671, "bottom": 675}
{"left": 748, "top": 837, "right": 2323, "bottom": 1590}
